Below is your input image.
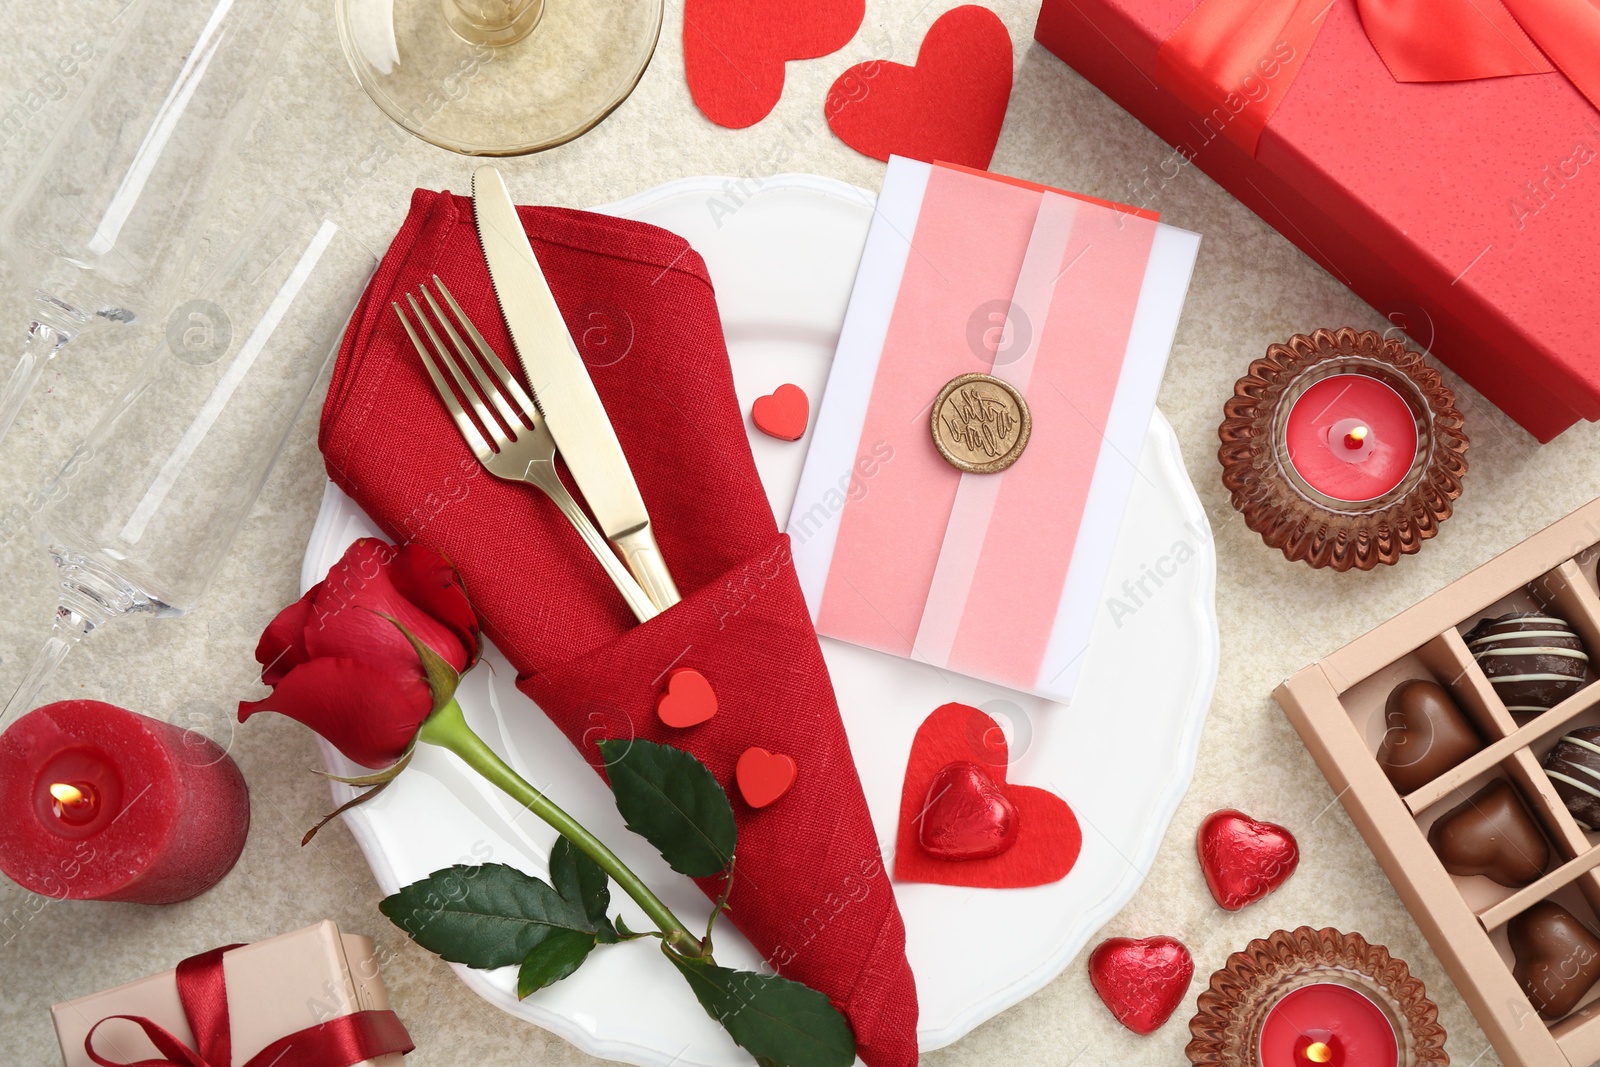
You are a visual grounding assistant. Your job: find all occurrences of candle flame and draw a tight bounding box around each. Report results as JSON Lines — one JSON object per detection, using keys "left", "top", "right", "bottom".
{"left": 1343, "top": 425, "right": 1368, "bottom": 449}
{"left": 1304, "top": 1041, "right": 1333, "bottom": 1064}
{"left": 49, "top": 783, "right": 85, "bottom": 805}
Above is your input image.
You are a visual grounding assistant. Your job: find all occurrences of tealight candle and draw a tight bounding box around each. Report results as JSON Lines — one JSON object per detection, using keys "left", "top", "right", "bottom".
{"left": 1283, "top": 375, "right": 1419, "bottom": 503}
{"left": 0, "top": 700, "right": 249, "bottom": 903}
{"left": 1258, "top": 983, "right": 1399, "bottom": 1066}
{"left": 1185, "top": 927, "right": 1443, "bottom": 1067}
{"left": 1218, "top": 328, "right": 1468, "bottom": 571}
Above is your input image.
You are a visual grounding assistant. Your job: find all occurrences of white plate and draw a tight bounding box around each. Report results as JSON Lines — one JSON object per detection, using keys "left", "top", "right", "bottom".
{"left": 300, "top": 174, "right": 1219, "bottom": 1066}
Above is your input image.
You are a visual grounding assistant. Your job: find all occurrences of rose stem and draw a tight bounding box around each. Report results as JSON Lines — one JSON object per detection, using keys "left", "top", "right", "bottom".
{"left": 416, "top": 698, "right": 704, "bottom": 957}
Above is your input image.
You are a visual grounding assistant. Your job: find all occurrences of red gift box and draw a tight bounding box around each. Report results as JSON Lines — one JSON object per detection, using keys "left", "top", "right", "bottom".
{"left": 1035, "top": 0, "right": 1600, "bottom": 441}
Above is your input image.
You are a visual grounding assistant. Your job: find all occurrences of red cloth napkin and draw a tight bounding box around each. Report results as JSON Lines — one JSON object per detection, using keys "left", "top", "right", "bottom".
{"left": 320, "top": 189, "right": 918, "bottom": 1067}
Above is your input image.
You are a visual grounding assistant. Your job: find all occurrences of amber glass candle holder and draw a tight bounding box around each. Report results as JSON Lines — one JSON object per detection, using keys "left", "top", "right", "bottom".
{"left": 1219, "top": 328, "right": 1468, "bottom": 571}
{"left": 1186, "top": 927, "right": 1449, "bottom": 1067}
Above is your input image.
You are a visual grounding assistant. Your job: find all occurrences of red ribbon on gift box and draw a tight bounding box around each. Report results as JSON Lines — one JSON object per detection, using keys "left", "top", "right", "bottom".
{"left": 84, "top": 945, "right": 415, "bottom": 1067}
{"left": 1154, "top": 0, "right": 1600, "bottom": 154}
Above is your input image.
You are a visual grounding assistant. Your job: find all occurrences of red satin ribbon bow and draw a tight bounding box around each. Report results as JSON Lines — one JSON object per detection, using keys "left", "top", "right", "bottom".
{"left": 84, "top": 945, "right": 415, "bottom": 1067}
{"left": 1154, "top": 0, "right": 1600, "bottom": 154}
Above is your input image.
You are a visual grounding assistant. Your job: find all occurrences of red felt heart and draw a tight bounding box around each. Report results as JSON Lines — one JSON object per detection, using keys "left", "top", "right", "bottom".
{"left": 1087, "top": 936, "right": 1195, "bottom": 1035}
{"left": 1196, "top": 809, "right": 1300, "bottom": 911}
{"left": 751, "top": 383, "right": 809, "bottom": 441}
{"left": 737, "top": 747, "right": 797, "bottom": 808}
{"left": 685, "top": 0, "right": 865, "bottom": 128}
{"left": 825, "top": 5, "right": 1014, "bottom": 170}
{"left": 894, "top": 702, "right": 1080, "bottom": 887}
{"left": 655, "top": 667, "right": 718, "bottom": 728}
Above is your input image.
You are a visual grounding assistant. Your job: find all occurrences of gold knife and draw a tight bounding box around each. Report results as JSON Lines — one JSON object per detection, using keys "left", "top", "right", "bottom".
{"left": 471, "top": 166, "right": 681, "bottom": 611}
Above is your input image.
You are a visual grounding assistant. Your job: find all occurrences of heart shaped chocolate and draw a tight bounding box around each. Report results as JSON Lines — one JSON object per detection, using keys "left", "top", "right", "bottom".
{"left": 1510, "top": 901, "right": 1600, "bottom": 1019}
{"left": 1087, "top": 935, "right": 1194, "bottom": 1035}
{"left": 918, "top": 761, "right": 1020, "bottom": 860}
{"left": 1196, "top": 809, "right": 1299, "bottom": 911}
{"left": 1376, "top": 679, "right": 1483, "bottom": 793}
{"left": 1427, "top": 779, "right": 1548, "bottom": 887}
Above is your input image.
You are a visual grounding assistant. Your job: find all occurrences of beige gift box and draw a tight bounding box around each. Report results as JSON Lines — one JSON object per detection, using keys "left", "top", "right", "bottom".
{"left": 50, "top": 920, "right": 405, "bottom": 1067}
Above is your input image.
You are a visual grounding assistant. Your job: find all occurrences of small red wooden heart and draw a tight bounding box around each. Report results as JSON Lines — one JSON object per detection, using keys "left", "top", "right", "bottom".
{"left": 895, "top": 703, "right": 1080, "bottom": 887}
{"left": 736, "top": 747, "right": 797, "bottom": 808}
{"left": 655, "top": 667, "right": 718, "bottom": 729}
{"left": 751, "top": 384, "right": 809, "bottom": 441}
{"left": 919, "top": 761, "right": 1019, "bottom": 860}
{"left": 825, "top": 5, "right": 1014, "bottom": 170}
{"left": 1087, "top": 936, "right": 1195, "bottom": 1035}
{"left": 1196, "top": 809, "right": 1300, "bottom": 911}
{"left": 685, "top": 0, "right": 865, "bottom": 128}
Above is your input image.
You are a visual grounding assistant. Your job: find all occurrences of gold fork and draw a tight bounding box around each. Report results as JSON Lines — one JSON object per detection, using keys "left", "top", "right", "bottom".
{"left": 394, "top": 276, "right": 658, "bottom": 623}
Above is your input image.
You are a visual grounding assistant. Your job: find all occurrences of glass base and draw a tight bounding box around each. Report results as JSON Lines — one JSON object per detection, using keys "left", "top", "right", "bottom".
{"left": 335, "top": 0, "right": 663, "bottom": 156}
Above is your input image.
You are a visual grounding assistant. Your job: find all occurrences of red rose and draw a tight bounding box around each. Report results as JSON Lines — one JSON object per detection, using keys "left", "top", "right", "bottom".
{"left": 239, "top": 538, "right": 480, "bottom": 768}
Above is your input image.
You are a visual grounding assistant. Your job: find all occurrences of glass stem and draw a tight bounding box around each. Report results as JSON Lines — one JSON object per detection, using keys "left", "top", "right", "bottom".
{"left": 416, "top": 698, "right": 705, "bottom": 957}
{"left": 0, "top": 322, "right": 68, "bottom": 448}
{"left": 0, "top": 604, "right": 95, "bottom": 731}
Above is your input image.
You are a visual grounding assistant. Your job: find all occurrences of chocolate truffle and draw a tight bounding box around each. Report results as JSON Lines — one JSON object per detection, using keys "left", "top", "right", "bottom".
{"left": 1427, "top": 779, "right": 1549, "bottom": 887}
{"left": 1376, "top": 679, "right": 1483, "bottom": 794}
{"left": 1509, "top": 901, "right": 1600, "bottom": 1019}
{"left": 1465, "top": 611, "right": 1589, "bottom": 714}
{"left": 1544, "top": 725, "right": 1600, "bottom": 829}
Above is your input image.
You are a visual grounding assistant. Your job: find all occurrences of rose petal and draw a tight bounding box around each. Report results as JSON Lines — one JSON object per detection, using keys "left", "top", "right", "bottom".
{"left": 238, "top": 656, "right": 433, "bottom": 768}
{"left": 304, "top": 544, "right": 468, "bottom": 674}
{"left": 389, "top": 543, "right": 480, "bottom": 668}
{"left": 254, "top": 595, "right": 316, "bottom": 685}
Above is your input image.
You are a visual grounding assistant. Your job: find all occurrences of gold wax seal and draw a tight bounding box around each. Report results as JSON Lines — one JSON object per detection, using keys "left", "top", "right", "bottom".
{"left": 931, "top": 373, "right": 1031, "bottom": 474}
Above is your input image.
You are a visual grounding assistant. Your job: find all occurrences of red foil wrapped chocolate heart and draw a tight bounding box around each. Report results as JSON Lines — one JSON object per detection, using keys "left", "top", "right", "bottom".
{"left": 1197, "top": 809, "right": 1300, "bottom": 911}
{"left": 1087, "top": 935, "right": 1195, "bottom": 1035}
{"left": 918, "top": 761, "right": 1020, "bottom": 860}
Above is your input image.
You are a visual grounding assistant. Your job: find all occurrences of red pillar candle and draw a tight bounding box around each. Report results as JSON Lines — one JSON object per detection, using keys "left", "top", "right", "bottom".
{"left": 0, "top": 700, "right": 249, "bottom": 903}
{"left": 1284, "top": 374, "right": 1419, "bottom": 503}
{"left": 1259, "top": 983, "right": 1400, "bottom": 1067}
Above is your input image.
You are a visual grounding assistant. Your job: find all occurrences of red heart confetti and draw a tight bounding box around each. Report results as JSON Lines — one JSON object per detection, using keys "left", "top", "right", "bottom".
{"left": 919, "top": 761, "right": 1019, "bottom": 860}
{"left": 685, "top": 0, "right": 864, "bottom": 128}
{"left": 894, "top": 703, "right": 1080, "bottom": 887}
{"left": 1087, "top": 935, "right": 1195, "bottom": 1035}
{"left": 751, "top": 383, "right": 810, "bottom": 441}
{"left": 1196, "top": 809, "right": 1300, "bottom": 911}
{"left": 655, "top": 667, "right": 718, "bottom": 728}
{"left": 736, "top": 747, "right": 797, "bottom": 808}
{"left": 825, "top": 5, "right": 1014, "bottom": 170}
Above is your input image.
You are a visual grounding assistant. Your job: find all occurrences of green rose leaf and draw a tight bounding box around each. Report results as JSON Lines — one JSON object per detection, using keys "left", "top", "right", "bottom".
{"left": 665, "top": 953, "right": 855, "bottom": 1067}
{"left": 549, "top": 836, "right": 616, "bottom": 943}
{"left": 379, "top": 863, "right": 595, "bottom": 969}
{"left": 596, "top": 739, "right": 736, "bottom": 878}
{"left": 517, "top": 927, "right": 596, "bottom": 998}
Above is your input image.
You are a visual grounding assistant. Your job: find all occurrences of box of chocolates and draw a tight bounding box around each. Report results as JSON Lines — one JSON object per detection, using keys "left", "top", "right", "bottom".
{"left": 1277, "top": 496, "right": 1600, "bottom": 1067}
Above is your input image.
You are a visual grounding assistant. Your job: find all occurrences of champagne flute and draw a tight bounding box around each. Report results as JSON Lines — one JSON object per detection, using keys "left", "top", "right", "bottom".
{"left": 0, "top": 199, "right": 377, "bottom": 728}
{"left": 0, "top": 0, "right": 307, "bottom": 446}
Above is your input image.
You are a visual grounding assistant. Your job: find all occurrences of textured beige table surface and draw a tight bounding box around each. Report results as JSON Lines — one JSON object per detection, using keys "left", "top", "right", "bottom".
{"left": 1, "top": 1, "right": 1591, "bottom": 1064}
